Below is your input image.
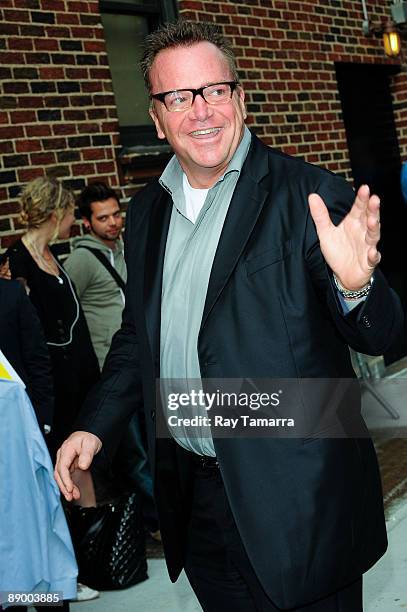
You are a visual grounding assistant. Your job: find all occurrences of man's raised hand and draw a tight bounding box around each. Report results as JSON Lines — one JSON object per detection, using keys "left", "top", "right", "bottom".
{"left": 308, "top": 184, "right": 381, "bottom": 291}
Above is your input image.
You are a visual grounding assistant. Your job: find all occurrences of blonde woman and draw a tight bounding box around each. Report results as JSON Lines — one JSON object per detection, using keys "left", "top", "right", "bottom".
{"left": 6, "top": 177, "right": 100, "bottom": 461}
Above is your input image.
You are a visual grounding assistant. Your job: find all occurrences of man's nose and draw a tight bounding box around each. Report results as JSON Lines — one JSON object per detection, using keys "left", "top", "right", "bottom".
{"left": 188, "top": 93, "right": 212, "bottom": 121}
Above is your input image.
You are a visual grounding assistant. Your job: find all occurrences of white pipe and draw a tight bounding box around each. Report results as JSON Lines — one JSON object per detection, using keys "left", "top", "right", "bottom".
{"left": 361, "top": 0, "right": 369, "bottom": 22}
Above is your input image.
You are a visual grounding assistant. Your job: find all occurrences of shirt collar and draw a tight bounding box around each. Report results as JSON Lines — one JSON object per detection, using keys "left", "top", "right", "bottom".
{"left": 159, "top": 126, "right": 252, "bottom": 198}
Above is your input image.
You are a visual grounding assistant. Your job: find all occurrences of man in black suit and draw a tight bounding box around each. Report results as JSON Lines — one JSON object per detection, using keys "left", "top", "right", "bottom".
{"left": 0, "top": 278, "right": 53, "bottom": 433}
{"left": 55, "top": 21, "right": 403, "bottom": 611}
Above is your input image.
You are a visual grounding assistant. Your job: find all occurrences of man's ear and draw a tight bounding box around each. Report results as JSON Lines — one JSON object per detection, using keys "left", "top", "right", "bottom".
{"left": 81, "top": 216, "right": 91, "bottom": 230}
{"left": 149, "top": 106, "right": 166, "bottom": 140}
{"left": 237, "top": 85, "right": 247, "bottom": 120}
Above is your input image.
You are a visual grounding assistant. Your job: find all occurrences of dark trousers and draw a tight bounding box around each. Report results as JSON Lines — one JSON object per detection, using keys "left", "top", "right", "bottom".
{"left": 184, "top": 458, "right": 363, "bottom": 612}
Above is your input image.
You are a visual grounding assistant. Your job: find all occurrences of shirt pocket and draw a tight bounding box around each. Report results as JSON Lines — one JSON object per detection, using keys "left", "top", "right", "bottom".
{"left": 245, "top": 239, "right": 292, "bottom": 276}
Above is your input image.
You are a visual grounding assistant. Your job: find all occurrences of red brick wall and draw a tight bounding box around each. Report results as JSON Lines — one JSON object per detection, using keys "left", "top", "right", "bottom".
{"left": 179, "top": 0, "right": 407, "bottom": 168}
{"left": 0, "top": 0, "right": 120, "bottom": 251}
{"left": 1, "top": 0, "right": 406, "bottom": 252}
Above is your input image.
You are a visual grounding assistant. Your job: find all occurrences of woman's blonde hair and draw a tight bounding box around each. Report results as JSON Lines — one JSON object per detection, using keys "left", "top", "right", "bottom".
{"left": 19, "top": 176, "right": 74, "bottom": 229}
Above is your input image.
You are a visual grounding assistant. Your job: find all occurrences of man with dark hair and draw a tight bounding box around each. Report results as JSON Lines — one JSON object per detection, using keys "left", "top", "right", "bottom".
{"left": 55, "top": 20, "right": 403, "bottom": 611}
{"left": 64, "top": 182, "right": 125, "bottom": 369}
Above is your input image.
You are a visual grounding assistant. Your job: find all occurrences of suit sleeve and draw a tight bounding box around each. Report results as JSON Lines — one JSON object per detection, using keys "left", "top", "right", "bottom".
{"left": 304, "top": 173, "right": 403, "bottom": 355}
{"left": 17, "top": 283, "right": 54, "bottom": 429}
{"left": 74, "top": 200, "right": 144, "bottom": 457}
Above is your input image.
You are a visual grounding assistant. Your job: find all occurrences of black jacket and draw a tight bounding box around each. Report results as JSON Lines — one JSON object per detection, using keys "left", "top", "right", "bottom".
{"left": 78, "top": 134, "right": 403, "bottom": 609}
{"left": 0, "top": 278, "right": 54, "bottom": 428}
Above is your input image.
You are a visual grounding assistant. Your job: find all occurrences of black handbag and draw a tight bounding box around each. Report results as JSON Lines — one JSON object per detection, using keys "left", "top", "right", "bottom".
{"left": 66, "top": 491, "right": 148, "bottom": 590}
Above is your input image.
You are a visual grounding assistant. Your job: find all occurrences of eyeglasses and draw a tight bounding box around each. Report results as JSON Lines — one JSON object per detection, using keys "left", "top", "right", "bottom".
{"left": 151, "top": 81, "right": 239, "bottom": 112}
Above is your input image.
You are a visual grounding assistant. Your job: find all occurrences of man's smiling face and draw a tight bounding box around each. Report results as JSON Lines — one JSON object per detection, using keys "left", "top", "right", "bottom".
{"left": 149, "top": 41, "right": 246, "bottom": 189}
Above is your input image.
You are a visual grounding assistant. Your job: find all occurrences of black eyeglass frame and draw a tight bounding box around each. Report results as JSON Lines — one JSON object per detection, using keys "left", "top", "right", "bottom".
{"left": 150, "top": 81, "right": 240, "bottom": 110}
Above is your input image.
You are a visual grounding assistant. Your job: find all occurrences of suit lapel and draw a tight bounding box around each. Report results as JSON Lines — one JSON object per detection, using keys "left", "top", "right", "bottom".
{"left": 200, "top": 135, "right": 270, "bottom": 331}
{"left": 144, "top": 188, "right": 172, "bottom": 365}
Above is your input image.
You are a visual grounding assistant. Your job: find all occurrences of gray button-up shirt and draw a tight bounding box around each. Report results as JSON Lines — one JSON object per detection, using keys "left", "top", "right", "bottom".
{"left": 160, "top": 127, "right": 252, "bottom": 456}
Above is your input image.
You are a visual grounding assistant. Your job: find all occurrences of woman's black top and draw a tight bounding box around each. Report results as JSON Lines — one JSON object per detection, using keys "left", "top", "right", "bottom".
{"left": 7, "top": 239, "right": 100, "bottom": 456}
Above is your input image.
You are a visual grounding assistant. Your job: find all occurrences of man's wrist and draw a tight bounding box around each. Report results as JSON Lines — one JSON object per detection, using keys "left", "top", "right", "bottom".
{"left": 333, "top": 274, "right": 373, "bottom": 300}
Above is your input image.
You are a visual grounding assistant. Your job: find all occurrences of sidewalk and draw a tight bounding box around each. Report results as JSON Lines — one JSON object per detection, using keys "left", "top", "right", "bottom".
{"left": 71, "top": 499, "right": 407, "bottom": 612}
{"left": 70, "top": 498, "right": 407, "bottom": 612}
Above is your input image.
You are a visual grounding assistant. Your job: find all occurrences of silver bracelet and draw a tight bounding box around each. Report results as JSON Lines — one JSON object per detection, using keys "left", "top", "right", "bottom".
{"left": 333, "top": 274, "right": 373, "bottom": 300}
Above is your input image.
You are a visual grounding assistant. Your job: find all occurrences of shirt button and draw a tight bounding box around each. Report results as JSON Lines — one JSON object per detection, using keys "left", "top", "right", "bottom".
{"left": 361, "top": 315, "right": 372, "bottom": 328}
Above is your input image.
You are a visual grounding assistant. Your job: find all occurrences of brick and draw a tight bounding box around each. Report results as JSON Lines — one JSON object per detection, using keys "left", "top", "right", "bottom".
{"left": 52, "top": 124, "right": 77, "bottom": 136}
{"left": 50, "top": 53, "right": 76, "bottom": 65}
{"left": 0, "top": 23, "right": 20, "bottom": 36}
{"left": 10, "top": 110, "right": 37, "bottom": 123}
{"left": 65, "top": 68, "right": 88, "bottom": 79}
{"left": 0, "top": 170, "right": 17, "bottom": 185}
{"left": 3, "top": 10, "right": 30, "bottom": 22}
{"left": 30, "top": 152, "right": 56, "bottom": 165}
{"left": 77, "top": 123, "right": 99, "bottom": 134}
{"left": 17, "top": 168, "right": 45, "bottom": 182}
{"left": 3, "top": 154, "right": 29, "bottom": 168}
{"left": 24, "top": 53, "right": 51, "bottom": 64}
{"left": 43, "top": 96, "right": 69, "bottom": 108}
{"left": 0, "top": 219, "right": 11, "bottom": 233}
{"left": 37, "top": 109, "right": 62, "bottom": 122}
{"left": 0, "top": 51, "right": 25, "bottom": 64}
{"left": 31, "top": 11, "right": 55, "bottom": 24}
{"left": 82, "top": 148, "right": 105, "bottom": 160}
{"left": 41, "top": 0, "right": 65, "bottom": 9}
{"left": 57, "top": 82, "right": 81, "bottom": 94}
{"left": 25, "top": 124, "right": 51, "bottom": 137}
{"left": 67, "top": 1, "right": 90, "bottom": 11}
{"left": 3, "top": 82, "right": 29, "bottom": 94}
{"left": 69, "top": 95, "right": 93, "bottom": 107}
{"left": 16, "top": 140, "right": 42, "bottom": 153}
{"left": 39, "top": 67, "right": 64, "bottom": 79}
{"left": 60, "top": 40, "right": 83, "bottom": 51}
{"left": 92, "top": 135, "right": 111, "bottom": 146}
{"left": 72, "top": 163, "right": 96, "bottom": 176}
{"left": 0, "top": 68, "right": 12, "bottom": 80}
{"left": 57, "top": 150, "right": 81, "bottom": 163}
{"left": 64, "top": 178, "right": 86, "bottom": 191}
{"left": 86, "top": 108, "right": 107, "bottom": 120}
{"left": 13, "top": 67, "right": 39, "bottom": 79}
{"left": 7, "top": 37, "right": 33, "bottom": 51}
{"left": 31, "top": 82, "right": 56, "bottom": 94}
{"left": 0, "top": 126, "right": 24, "bottom": 139}
{"left": 68, "top": 136, "right": 91, "bottom": 148}
{"left": 0, "top": 142, "right": 14, "bottom": 154}
{"left": 77, "top": 54, "right": 98, "bottom": 65}
{"left": 34, "top": 39, "right": 59, "bottom": 51}
{"left": 0, "top": 202, "right": 20, "bottom": 215}
{"left": 84, "top": 41, "right": 106, "bottom": 53}
{"left": 56, "top": 13, "right": 80, "bottom": 25}
{"left": 41, "top": 137, "right": 66, "bottom": 150}
{"left": 63, "top": 109, "right": 86, "bottom": 121}
{"left": 79, "top": 15, "right": 100, "bottom": 26}
{"left": 18, "top": 95, "right": 44, "bottom": 109}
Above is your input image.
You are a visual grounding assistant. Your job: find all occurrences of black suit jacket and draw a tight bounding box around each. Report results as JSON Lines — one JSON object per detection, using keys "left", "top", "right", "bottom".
{"left": 79, "top": 134, "right": 403, "bottom": 609}
{"left": 0, "top": 278, "right": 54, "bottom": 428}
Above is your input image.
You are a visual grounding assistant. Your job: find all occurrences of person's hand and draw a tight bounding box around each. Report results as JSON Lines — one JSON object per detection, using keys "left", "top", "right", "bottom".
{"left": 308, "top": 184, "right": 381, "bottom": 291}
{"left": 54, "top": 431, "right": 102, "bottom": 502}
{"left": 0, "top": 258, "right": 11, "bottom": 280}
